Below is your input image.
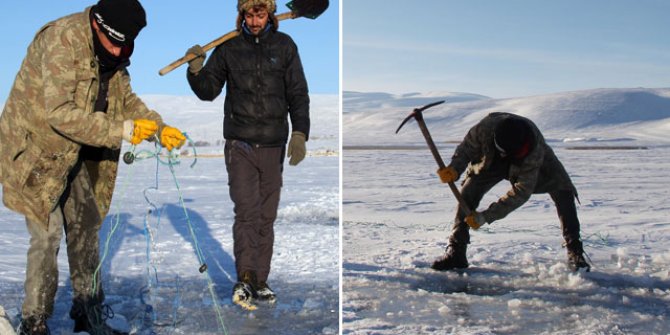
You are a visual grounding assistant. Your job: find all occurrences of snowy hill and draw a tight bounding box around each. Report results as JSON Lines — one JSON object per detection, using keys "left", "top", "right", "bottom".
{"left": 0, "top": 93, "right": 339, "bottom": 154}
{"left": 143, "top": 94, "right": 339, "bottom": 154}
{"left": 343, "top": 88, "right": 670, "bottom": 146}
{"left": 342, "top": 91, "right": 490, "bottom": 112}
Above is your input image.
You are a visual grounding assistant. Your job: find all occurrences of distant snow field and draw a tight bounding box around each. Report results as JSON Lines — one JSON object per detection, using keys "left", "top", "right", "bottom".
{"left": 343, "top": 88, "right": 670, "bottom": 335}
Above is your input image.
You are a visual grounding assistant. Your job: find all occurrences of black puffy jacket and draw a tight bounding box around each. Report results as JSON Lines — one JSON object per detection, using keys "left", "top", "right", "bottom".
{"left": 187, "top": 27, "right": 310, "bottom": 146}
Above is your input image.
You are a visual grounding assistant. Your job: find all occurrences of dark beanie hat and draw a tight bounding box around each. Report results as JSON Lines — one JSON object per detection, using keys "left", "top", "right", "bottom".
{"left": 92, "top": 0, "right": 146, "bottom": 46}
{"left": 494, "top": 117, "right": 531, "bottom": 155}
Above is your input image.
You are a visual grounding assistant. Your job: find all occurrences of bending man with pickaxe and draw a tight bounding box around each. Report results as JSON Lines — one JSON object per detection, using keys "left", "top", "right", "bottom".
{"left": 398, "top": 106, "right": 590, "bottom": 273}
{"left": 432, "top": 112, "right": 590, "bottom": 272}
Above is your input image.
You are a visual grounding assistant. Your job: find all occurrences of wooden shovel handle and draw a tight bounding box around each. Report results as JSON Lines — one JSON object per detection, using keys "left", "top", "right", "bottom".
{"left": 159, "top": 12, "right": 296, "bottom": 76}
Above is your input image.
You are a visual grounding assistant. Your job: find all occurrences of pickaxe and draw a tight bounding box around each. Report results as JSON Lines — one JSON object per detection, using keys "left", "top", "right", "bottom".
{"left": 395, "top": 101, "right": 473, "bottom": 216}
{"left": 158, "top": 0, "right": 329, "bottom": 76}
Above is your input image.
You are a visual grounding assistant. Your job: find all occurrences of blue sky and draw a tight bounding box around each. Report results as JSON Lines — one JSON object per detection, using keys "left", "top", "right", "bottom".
{"left": 0, "top": 0, "right": 339, "bottom": 102}
{"left": 344, "top": 0, "right": 670, "bottom": 98}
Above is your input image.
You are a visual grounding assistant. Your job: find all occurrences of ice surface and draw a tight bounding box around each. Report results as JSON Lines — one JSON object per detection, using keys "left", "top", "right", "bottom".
{"left": 0, "top": 94, "right": 339, "bottom": 335}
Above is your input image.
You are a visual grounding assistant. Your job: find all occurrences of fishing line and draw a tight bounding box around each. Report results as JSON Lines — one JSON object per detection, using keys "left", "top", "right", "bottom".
{"left": 133, "top": 136, "right": 229, "bottom": 334}
{"left": 92, "top": 134, "right": 229, "bottom": 335}
{"left": 160, "top": 144, "right": 229, "bottom": 334}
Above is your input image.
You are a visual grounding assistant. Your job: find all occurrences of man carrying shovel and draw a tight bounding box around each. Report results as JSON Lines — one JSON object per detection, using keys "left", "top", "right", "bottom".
{"left": 184, "top": 0, "right": 310, "bottom": 309}
{"left": 431, "top": 112, "right": 590, "bottom": 272}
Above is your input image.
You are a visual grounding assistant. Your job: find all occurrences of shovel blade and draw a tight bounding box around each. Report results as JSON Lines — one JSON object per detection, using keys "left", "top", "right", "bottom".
{"left": 286, "top": 0, "right": 329, "bottom": 19}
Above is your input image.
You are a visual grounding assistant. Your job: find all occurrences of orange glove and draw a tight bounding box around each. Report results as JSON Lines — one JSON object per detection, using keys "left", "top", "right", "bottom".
{"left": 123, "top": 119, "right": 158, "bottom": 145}
{"left": 160, "top": 126, "right": 186, "bottom": 151}
{"left": 437, "top": 166, "right": 458, "bottom": 183}
{"left": 465, "top": 212, "right": 487, "bottom": 230}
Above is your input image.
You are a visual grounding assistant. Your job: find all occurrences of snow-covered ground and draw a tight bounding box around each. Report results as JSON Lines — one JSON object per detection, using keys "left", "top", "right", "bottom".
{"left": 0, "top": 94, "right": 339, "bottom": 335}
{"left": 343, "top": 88, "right": 670, "bottom": 334}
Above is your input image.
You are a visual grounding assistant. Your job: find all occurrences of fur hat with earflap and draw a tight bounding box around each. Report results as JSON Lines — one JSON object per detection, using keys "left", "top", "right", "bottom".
{"left": 236, "top": 0, "right": 279, "bottom": 32}
{"left": 238, "top": 0, "right": 276, "bottom": 13}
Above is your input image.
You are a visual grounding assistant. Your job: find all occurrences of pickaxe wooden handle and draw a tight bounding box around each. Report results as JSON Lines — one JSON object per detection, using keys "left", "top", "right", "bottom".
{"left": 396, "top": 101, "right": 473, "bottom": 216}
{"left": 158, "top": 0, "right": 329, "bottom": 76}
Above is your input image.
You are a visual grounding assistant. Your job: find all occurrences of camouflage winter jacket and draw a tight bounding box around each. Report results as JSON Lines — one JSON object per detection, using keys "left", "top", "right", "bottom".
{"left": 450, "top": 112, "right": 577, "bottom": 223}
{"left": 0, "top": 7, "right": 163, "bottom": 227}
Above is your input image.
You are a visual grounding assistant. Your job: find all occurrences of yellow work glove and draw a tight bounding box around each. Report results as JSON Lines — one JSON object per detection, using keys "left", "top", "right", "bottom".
{"left": 123, "top": 119, "right": 158, "bottom": 145}
{"left": 465, "top": 211, "right": 487, "bottom": 230}
{"left": 186, "top": 44, "right": 206, "bottom": 74}
{"left": 437, "top": 166, "right": 458, "bottom": 183}
{"left": 160, "top": 126, "right": 186, "bottom": 151}
{"left": 287, "top": 131, "right": 306, "bottom": 166}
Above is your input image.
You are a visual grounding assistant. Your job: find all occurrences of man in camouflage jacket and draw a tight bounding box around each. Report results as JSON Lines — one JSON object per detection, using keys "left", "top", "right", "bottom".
{"left": 0, "top": 0, "right": 185, "bottom": 333}
{"left": 432, "top": 112, "right": 590, "bottom": 273}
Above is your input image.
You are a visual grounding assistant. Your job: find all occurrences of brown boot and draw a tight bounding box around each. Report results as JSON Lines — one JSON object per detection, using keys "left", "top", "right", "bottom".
{"left": 70, "top": 297, "right": 128, "bottom": 335}
{"left": 18, "top": 315, "right": 49, "bottom": 335}
{"left": 232, "top": 271, "right": 258, "bottom": 310}
{"left": 254, "top": 281, "right": 277, "bottom": 303}
{"left": 566, "top": 240, "right": 590, "bottom": 272}
{"left": 431, "top": 243, "right": 469, "bottom": 271}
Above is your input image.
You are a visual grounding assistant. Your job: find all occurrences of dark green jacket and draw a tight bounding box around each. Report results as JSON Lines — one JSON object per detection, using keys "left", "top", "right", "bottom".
{"left": 451, "top": 112, "right": 577, "bottom": 222}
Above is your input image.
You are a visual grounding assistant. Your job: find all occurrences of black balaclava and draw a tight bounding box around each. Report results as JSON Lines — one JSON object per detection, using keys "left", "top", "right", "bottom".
{"left": 89, "top": 0, "right": 145, "bottom": 111}
{"left": 91, "top": 21, "right": 132, "bottom": 72}
{"left": 90, "top": 0, "right": 145, "bottom": 71}
{"left": 494, "top": 117, "right": 532, "bottom": 158}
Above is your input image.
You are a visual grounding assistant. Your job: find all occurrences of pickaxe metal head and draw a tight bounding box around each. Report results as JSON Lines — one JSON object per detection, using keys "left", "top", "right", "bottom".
{"left": 395, "top": 100, "right": 445, "bottom": 134}
{"left": 393, "top": 99, "right": 473, "bottom": 216}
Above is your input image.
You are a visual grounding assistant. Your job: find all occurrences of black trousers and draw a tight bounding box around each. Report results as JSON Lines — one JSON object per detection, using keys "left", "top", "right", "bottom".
{"left": 225, "top": 140, "right": 284, "bottom": 282}
{"left": 449, "top": 163, "right": 581, "bottom": 248}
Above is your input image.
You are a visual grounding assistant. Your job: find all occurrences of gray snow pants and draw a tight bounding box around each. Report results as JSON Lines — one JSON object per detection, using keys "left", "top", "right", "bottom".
{"left": 449, "top": 161, "right": 582, "bottom": 248}
{"left": 225, "top": 140, "right": 284, "bottom": 283}
{"left": 22, "top": 160, "right": 103, "bottom": 318}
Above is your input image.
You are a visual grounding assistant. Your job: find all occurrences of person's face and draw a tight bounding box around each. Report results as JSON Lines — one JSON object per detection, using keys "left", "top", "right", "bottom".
{"left": 92, "top": 20, "right": 122, "bottom": 57}
{"left": 244, "top": 7, "right": 269, "bottom": 36}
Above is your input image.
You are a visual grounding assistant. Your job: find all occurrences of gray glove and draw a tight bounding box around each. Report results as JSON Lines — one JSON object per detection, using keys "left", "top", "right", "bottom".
{"left": 287, "top": 131, "right": 306, "bottom": 166}
{"left": 186, "top": 44, "right": 206, "bottom": 74}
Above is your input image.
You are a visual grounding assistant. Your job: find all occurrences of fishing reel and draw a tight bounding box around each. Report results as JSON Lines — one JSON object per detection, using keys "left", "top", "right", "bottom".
{"left": 123, "top": 151, "right": 135, "bottom": 164}
{"left": 123, "top": 134, "right": 159, "bottom": 165}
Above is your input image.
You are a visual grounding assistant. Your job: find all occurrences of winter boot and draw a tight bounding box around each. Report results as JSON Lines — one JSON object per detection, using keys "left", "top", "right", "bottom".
{"left": 232, "top": 271, "right": 258, "bottom": 310}
{"left": 431, "top": 243, "right": 469, "bottom": 271}
{"left": 18, "top": 315, "right": 50, "bottom": 335}
{"left": 254, "top": 281, "right": 277, "bottom": 304}
{"left": 566, "top": 240, "right": 591, "bottom": 272}
{"left": 70, "top": 297, "right": 128, "bottom": 335}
